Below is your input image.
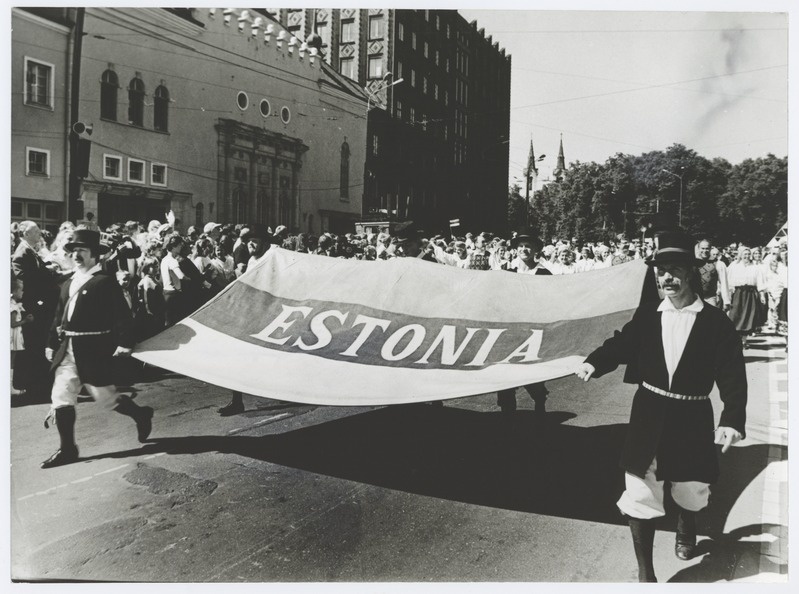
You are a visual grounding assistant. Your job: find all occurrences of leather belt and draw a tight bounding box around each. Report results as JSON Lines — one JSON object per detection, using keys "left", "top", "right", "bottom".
{"left": 642, "top": 381, "right": 709, "bottom": 401}
{"left": 63, "top": 330, "right": 112, "bottom": 337}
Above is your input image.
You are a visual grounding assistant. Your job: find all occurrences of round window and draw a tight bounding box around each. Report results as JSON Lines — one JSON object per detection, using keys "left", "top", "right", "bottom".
{"left": 237, "top": 91, "right": 249, "bottom": 110}
{"left": 260, "top": 99, "right": 271, "bottom": 117}
{"left": 280, "top": 106, "right": 291, "bottom": 124}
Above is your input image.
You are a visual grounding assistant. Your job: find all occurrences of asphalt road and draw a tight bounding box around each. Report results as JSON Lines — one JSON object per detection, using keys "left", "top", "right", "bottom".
{"left": 9, "top": 335, "right": 786, "bottom": 584}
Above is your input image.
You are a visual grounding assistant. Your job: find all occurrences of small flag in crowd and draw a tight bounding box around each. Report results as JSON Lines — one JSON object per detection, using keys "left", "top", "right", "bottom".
{"left": 449, "top": 219, "right": 460, "bottom": 227}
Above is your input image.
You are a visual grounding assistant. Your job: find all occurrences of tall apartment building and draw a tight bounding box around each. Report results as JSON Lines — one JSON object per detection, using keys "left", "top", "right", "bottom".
{"left": 263, "top": 8, "right": 512, "bottom": 233}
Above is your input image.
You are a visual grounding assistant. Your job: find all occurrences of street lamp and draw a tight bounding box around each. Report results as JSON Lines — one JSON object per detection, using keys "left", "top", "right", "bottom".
{"left": 661, "top": 167, "right": 685, "bottom": 226}
{"left": 367, "top": 72, "right": 403, "bottom": 111}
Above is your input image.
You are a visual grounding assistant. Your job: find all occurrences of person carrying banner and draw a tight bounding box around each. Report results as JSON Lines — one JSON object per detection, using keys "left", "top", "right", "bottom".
{"left": 42, "top": 229, "right": 154, "bottom": 469}
{"left": 497, "top": 230, "right": 551, "bottom": 414}
{"left": 574, "top": 229, "right": 746, "bottom": 582}
{"left": 219, "top": 224, "right": 272, "bottom": 416}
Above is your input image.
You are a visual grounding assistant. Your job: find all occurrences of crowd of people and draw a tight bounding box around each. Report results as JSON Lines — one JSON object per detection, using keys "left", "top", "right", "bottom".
{"left": 10, "top": 216, "right": 788, "bottom": 396}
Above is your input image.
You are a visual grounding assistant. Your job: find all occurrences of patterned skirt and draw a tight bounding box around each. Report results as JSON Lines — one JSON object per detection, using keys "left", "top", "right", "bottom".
{"left": 730, "top": 285, "right": 760, "bottom": 333}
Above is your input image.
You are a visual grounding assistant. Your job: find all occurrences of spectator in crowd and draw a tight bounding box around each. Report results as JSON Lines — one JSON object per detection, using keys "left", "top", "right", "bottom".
{"left": 161, "top": 234, "right": 187, "bottom": 328}
{"left": 11, "top": 221, "right": 62, "bottom": 395}
{"left": 11, "top": 278, "right": 33, "bottom": 396}
{"left": 136, "top": 257, "right": 165, "bottom": 341}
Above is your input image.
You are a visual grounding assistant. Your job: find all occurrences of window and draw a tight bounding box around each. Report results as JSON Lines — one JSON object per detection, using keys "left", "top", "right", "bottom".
{"left": 259, "top": 98, "right": 271, "bottom": 117}
{"left": 340, "top": 140, "right": 350, "bottom": 201}
{"left": 11, "top": 201, "right": 23, "bottom": 218}
{"left": 368, "top": 56, "right": 383, "bottom": 79}
{"left": 436, "top": 14, "right": 440, "bottom": 30}
{"left": 45, "top": 204, "right": 60, "bottom": 220}
{"left": 151, "top": 163, "right": 167, "bottom": 186}
{"left": 423, "top": 42, "right": 428, "bottom": 58}
{"left": 341, "top": 19, "right": 355, "bottom": 43}
{"left": 396, "top": 61, "right": 403, "bottom": 79}
{"left": 128, "top": 158, "right": 145, "bottom": 183}
{"left": 369, "top": 15, "right": 383, "bottom": 39}
{"left": 435, "top": 50, "right": 439, "bottom": 66}
{"left": 100, "top": 69, "right": 118, "bottom": 120}
{"left": 340, "top": 57, "right": 355, "bottom": 79}
{"left": 446, "top": 24, "right": 450, "bottom": 39}
{"left": 103, "top": 154, "right": 122, "bottom": 181}
{"left": 422, "top": 77, "right": 428, "bottom": 95}
{"left": 409, "top": 106, "right": 415, "bottom": 123}
{"left": 26, "top": 147, "right": 50, "bottom": 177}
{"left": 128, "top": 77, "right": 145, "bottom": 126}
{"left": 433, "top": 83, "right": 438, "bottom": 100}
{"left": 444, "top": 90, "right": 448, "bottom": 106}
{"left": 410, "top": 69, "right": 416, "bottom": 87}
{"left": 237, "top": 91, "right": 249, "bottom": 110}
{"left": 27, "top": 203, "right": 42, "bottom": 219}
{"left": 395, "top": 100, "right": 402, "bottom": 120}
{"left": 371, "top": 133, "right": 379, "bottom": 156}
{"left": 398, "top": 22, "right": 404, "bottom": 41}
{"left": 445, "top": 58, "right": 450, "bottom": 73}
{"left": 154, "top": 85, "right": 169, "bottom": 132}
{"left": 280, "top": 106, "right": 291, "bottom": 124}
{"left": 316, "top": 21, "right": 328, "bottom": 45}
{"left": 411, "top": 32, "right": 416, "bottom": 50}
{"left": 24, "top": 58, "right": 53, "bottom": 108}
{"left": 195, "top": 203, "right": 204, "bottom": 227}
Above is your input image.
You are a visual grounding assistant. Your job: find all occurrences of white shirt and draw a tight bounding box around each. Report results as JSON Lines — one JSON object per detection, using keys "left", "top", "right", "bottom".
{"left": 658, "top": 296, "right": 704, "bottom": 389}
{"left": 67, "top": 264, "right": 102, "bottom": 321}
{"left": 161, "top": 253, "right": 184, "bottom": 292}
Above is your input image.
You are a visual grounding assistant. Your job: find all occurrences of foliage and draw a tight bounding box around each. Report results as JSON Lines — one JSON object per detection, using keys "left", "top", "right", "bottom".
{"left": 514, "top": 144, "right": 787, "bottom": 245}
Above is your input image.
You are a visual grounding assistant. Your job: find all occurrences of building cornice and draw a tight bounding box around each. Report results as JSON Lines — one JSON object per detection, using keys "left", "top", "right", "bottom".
{"left": 12, "top": 8, "right": 72, "bottom": 34}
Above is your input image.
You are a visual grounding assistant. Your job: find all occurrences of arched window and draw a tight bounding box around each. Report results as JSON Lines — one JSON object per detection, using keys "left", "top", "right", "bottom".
{"left": 128, "top": 77, "right": 145, "bottom": 127}
{"left": 100, "top": 70, "right": 118, "bottom": 121}
{"left": 195, "top": 203, "right": 204, "bottom": 227}
{"left": 340, "top": 139, "right": 350, "bottom": 200}
{"left": 154, "top": 85, "right": 169, "bottom": 132}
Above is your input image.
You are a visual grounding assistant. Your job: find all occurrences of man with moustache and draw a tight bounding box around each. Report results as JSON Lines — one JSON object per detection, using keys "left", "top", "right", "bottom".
{"left": 42, "top": 229, "right": 154, "bottom": 468}
{"left": 697, "top": 239, "right": 730, "bottom": 311}
{"left": 574, "top": 229, "right": 746, "bottom": 582}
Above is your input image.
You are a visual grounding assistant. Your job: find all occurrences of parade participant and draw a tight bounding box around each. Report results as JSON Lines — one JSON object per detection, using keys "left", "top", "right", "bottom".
{"left": 697, "top": 239, "right": 730, "bottom": 310}
{"left": 42, "top": 229, "right": 154, "bottom": 469}
{"left": 497, "top": 230, "right": 551, "bottom": 414}
{"left": 574, "top": 229, "right": 746, "bottom": 582}
{"left": 219, "top": 225, "right": 271, "bottom": 417}
{"left": 11, "top": 221, "right": 62, "bottom": 395}
{"left": 727, "top": 245, "right": 766, "bottom": 347}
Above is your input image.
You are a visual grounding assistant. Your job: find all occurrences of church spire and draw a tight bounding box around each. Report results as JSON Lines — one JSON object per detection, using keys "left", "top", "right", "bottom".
{"left": 553, "top": 134, "right": 566, "bottom": 182}
{"left": 526, "top": 136, "right": 538, "bottom": 177}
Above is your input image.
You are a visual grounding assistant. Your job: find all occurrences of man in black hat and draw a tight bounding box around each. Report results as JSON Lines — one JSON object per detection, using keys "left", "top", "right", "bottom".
{"left": 41, "top": 229, "right": 154, "bottom": 468}
{"left": 574, "top": 229, "right": 746, "bottom": 582}
{"left": 497, "top": 229, "right": 552, "bottom": 413}
{"left": 394, "top": 221, "right": 436, "bottom": 262}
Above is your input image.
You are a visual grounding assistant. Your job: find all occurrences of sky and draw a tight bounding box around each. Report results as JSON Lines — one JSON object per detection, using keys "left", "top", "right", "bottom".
{"left": 458, "top": 7, "right": 789, "bottom": 188}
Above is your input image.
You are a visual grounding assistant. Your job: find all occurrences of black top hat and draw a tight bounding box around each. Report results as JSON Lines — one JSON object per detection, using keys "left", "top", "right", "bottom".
{"left": 510, "top": 229, "right": 543, "bottom": 252}
{"left": 65, "top": 229, "right": 109, "bottom": 254}
{"left": 647, "top": 230, "right": 703, "bottom": 267}
{"left": 394, "top": 221, "right": 422, "bottom": 244}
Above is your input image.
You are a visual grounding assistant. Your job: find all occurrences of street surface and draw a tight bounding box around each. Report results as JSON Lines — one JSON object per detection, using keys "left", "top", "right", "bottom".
{"left": 9, "top": 334, "right": 787, "bottom": 583}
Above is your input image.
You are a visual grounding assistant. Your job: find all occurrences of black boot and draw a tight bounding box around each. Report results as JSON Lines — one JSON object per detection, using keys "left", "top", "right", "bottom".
{"left": 219, "top": 391, "right": 244, "bottom": 416}
{"left": 497, "top": 389, "right": 517, "bottom": 413}
{"left": 675, "top": 508, "right": 697, "bottom": 560}
{"left": 114, "top": 394, "right": 154, "bottom": 442}
{"left": 41, "top": 406, "right": 79, "bottom": 468}
{"left": 628, "top": 517, "right": 658, "bottom": 582}
{"left": 527, "top": 382, "right": 548, "bottom": 414}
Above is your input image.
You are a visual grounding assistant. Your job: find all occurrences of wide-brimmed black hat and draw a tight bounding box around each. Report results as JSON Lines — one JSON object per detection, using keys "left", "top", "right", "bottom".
{"left": 247, "top": 224, "right": 272, "bottom": 243}
{"left": 65, "top": 229, "right": 109, "bottom": 254}
{"left": 394, "top": 221, "right": 423, "bottom": 245}
{"left": 647, "top": 230, "right": 703, "bottom": 267}
{"left": 510, "top": 229, "right": 543, "bottom": 252}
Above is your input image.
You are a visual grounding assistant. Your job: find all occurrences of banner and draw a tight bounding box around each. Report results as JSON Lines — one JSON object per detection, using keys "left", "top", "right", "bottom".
{"left": 133, "top": 249, "right": 650, "bottom": 406}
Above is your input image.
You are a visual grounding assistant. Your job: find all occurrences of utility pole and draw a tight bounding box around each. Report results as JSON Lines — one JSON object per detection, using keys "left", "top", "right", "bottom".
{"left": 67, "top": 7, "right": 86, "bottom": 222}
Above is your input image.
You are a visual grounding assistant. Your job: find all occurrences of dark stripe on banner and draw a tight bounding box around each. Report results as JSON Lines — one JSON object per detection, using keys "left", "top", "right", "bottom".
{"left": 188, "top": 283, "right": 634, "bottom": 371}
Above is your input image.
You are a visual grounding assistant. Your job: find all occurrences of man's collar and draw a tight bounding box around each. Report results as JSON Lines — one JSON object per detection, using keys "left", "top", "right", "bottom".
{"left": 658, "top": 296, "right": 704, "bottom": 313}
{"left": 74, "top": 263, "right": 102, "bottom": 278}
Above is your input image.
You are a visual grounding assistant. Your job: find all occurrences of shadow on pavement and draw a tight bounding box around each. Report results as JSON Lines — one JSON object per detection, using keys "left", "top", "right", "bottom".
{"left": 668, "top": 523, "right": 788, "bottom": 582}
{"left": 82, "top": 404, "right": 779, "bottom": 539}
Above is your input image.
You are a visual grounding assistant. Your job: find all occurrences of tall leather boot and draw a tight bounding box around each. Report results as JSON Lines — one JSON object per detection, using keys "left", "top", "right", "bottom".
{"left": 114, "top": 394, "right": 154, "bottom": 442}
{"left": 628, "top": 517, "right": 658, "bottom": 582}
{"left": 219, "top": 391, "right": 244, "bottom": 416}
{"left": 497, "top": 389, "right": 516, "bottom": 413}
{"left": 675, "top": 507, "right": 697, "bottom": 560}
{"left": 41, "top": 406, "right": 79, "bottom": 468}
{"left": 527, "top": 382, "right": 548, "bottom": 414}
